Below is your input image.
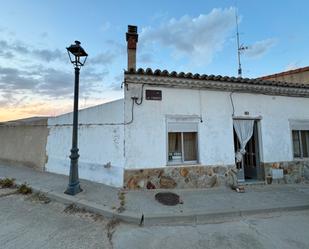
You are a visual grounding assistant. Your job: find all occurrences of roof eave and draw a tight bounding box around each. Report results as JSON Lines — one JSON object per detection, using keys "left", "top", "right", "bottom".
{"left": 124, "top": 73, "right": 309, "bottom": 98}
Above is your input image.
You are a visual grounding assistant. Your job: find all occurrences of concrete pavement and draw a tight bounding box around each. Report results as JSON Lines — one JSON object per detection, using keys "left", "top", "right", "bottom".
{"left": 0, "top": 194, "right": 112, "bottom": 249}
{"left": 114, "top": 210, "right": 309, "bottom": 249}
{"left": 1, "top": 163, "right": 309, "bottom": 225}
{"left": 2, "top": 192, "right": 309, "bottom": 249}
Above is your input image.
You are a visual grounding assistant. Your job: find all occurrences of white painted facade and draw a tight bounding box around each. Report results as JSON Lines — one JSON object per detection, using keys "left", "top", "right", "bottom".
{"left": 45, "top": 99, "right": 125, "bottom": 187}
{"left": 42, "top": 24, "right": 309, "bottom": 187}
{"left": 45, "top": 81, "right": 309, "bottom": 187}
{"left": 124, "top": 84, "right": 309, "bottom": 169}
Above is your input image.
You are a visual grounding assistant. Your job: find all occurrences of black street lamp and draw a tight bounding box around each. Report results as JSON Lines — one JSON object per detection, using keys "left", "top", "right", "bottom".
{"left": 64, "top": 41, "right": 88, "bottom": 195}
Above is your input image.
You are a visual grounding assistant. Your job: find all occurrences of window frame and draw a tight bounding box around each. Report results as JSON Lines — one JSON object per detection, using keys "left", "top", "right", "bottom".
{"left": 292, "top": 130, "right": 309, "bottom": 159}
{"left": 166, "top": 117, "right": 200, "bottom": 165}
{"left": 167, "top": 131, "right": 198, "bottom": 165}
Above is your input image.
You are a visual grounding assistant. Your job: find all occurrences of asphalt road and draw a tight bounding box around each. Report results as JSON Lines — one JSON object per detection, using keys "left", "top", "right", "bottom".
{"left": 115, "top": 210, "right": 309, "bottom": 249}
{"left": 0, "top": 192, "right": 112, "bottom": 249}
{"left": 1, "top": 190, "right": 309, "bottom": 249}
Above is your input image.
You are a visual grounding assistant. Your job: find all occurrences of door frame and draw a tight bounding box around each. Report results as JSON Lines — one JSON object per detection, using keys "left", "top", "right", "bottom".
{"left": 232, "top": 116, "right": 263, "bottom": 182}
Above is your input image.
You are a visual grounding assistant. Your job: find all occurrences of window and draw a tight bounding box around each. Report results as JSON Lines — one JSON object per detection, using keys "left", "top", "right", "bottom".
{"left": 168, "top": 131, "right": 198, "bottom": 163}
{"left": 292, "top": 130, "right": 309, "bottom": 158}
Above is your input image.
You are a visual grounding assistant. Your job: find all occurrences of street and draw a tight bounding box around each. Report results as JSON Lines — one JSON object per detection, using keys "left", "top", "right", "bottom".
{"left": 115, "top": 211, "right": 309, "bottom": 249}
{"left": 0, "top": 192, "right": 111, "bottom": 249}
{"left": 0, "top": 191, "right": 309, "bottom": 249}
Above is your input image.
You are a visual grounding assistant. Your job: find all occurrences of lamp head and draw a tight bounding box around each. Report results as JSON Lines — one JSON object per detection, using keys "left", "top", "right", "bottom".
{"left": 67, "top": 41, "right": 88, "bottom": 67}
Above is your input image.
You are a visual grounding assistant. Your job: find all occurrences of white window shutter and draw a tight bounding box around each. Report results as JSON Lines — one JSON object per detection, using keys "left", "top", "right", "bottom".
{"left": 168, "top": 122, "right": 198, "bottom": 132}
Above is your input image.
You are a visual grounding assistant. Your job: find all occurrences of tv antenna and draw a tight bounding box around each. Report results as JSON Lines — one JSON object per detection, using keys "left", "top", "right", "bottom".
{"left": 236, "top": 10, "right": 248, "bottom": 77}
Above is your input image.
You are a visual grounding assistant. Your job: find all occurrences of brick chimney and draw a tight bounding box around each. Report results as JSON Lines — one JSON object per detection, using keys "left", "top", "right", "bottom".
{"left": 126, "top": 25, "right": 138, "bottom": 71}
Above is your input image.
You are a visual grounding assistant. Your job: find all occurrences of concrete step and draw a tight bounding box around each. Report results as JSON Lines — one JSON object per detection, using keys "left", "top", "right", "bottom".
{"left": 238, "top": 180, "right": 266, "bottom": 186}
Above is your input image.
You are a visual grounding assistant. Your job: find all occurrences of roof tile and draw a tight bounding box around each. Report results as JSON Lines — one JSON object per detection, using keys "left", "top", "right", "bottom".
{"left": 125, "top": 68, "right": 309, "bottom": 90}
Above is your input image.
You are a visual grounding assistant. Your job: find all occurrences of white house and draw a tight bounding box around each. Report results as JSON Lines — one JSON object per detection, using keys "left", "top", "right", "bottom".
{"left": 45, "top": 25, "right": 309, "bottom": 189}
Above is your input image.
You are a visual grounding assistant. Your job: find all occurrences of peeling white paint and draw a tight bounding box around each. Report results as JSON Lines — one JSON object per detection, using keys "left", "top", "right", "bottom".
{"left": 45, "top": 84, "right": 309, "bottom": 187}
{"left": 124, "top": 84, "right": 309, "bottom": 169}
{"left": 45, "top": 99, "right": 124, "bottom": 187}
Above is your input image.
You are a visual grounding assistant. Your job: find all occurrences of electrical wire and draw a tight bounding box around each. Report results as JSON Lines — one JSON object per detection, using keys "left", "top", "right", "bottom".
{"left": 230, "top": 91, "right": 235, "bottom": 117}
{"left": 134, "top": 84, "right": 145, "bottom": 105}
{"left": 198, "top": 89, "right": 203, "bottom": 123}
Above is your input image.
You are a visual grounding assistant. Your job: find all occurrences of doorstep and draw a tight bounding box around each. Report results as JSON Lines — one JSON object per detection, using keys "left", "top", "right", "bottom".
{"left": 238, "top": 180, "right": 266, "bottom": 186}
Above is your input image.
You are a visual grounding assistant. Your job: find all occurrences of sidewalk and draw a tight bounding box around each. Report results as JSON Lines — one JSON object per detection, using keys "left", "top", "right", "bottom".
{"left": 1, "top": 164, "right": 309, "bottom": 226}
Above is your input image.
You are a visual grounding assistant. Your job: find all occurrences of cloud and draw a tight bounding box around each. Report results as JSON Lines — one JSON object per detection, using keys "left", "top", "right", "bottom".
{"left": 0, "top": 66, "right": 40, "bottom": 90}
{"left": 141, "top": 8, "right": 236, "bottom": 65}
{"left": 0, "top": 65, "right": 107, "bottom": 99}
{"left": 33, "top": 48, "right": 65, "bottom": 62}
{"left": 37, "top": 68, "right": 73, "bottom": 97}
{"left": 82, "top": 66, "right": 108, "bottom": 82}
{"left": 0, "top": 38, "right": 65, "bottom": 62}
{"left": 89, "top": 51, "right": 116, "bottom": 65}
{"left": 0, "top": 40, "right": 10, "bottom": 50}
{"left": 245, "top": 38, "right": 277, "bottom": 59}
{"left": 13, "top": 42, "right": 29, "bottom": 54}
{"left": 107, "top": 74, "right": 123, "bottom": 91}
{"left": 0, "top": 51, "right": 14, "bottom": 59}
{"left": 0, "top": 100, "right": 71, "bottom": 121}
{"left": 0, "top": 91, "right": 28, "bottom": 108}
{"left": 0, "top": 28, "right": 121, "bottom": 120}
{"left": 37, "top": 67, "right": 107, "bottom": 98}
{"left": 0, "top": 92, "right": 16, "bottom": 107}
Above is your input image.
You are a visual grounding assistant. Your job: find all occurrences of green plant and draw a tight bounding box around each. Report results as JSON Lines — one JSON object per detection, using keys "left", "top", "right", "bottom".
{"left": 119, "top": 194, "right": 125, "bottom": 201}
{"left": 0, "top": 178, "right": 16, "bottom": 188}
{"left": 18, "top": 183, "right": 32, "bottom": 195}
{"left": 117, "top": 191, "right": 126, "bottom": 213}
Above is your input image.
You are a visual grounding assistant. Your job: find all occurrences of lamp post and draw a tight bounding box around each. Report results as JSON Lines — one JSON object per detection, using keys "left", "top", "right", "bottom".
{"left": 64, "top": 41, "right": 88, "bottom": 195}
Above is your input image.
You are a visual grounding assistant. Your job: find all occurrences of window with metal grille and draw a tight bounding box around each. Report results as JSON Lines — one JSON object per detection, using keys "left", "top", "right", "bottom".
{"left": 292, "top": 130, "right": 309, "bottom": 158}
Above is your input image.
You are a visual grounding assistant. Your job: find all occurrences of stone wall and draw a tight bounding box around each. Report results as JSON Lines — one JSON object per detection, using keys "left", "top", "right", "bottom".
{"left": 262, "top": 160, "right": 309, "bottom": 184}
{"left": 123, "top": 165, "right": 237, "bottom": 190}
{"left": 124, "top": 160, "right": 309, "bottom": 190}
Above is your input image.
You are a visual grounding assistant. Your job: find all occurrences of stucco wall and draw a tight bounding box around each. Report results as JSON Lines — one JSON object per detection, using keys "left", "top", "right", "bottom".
{"left": 124, "top": 84, "right": 309, "bottom": 169}
{"left": 0, "top": 118, "right": 49, "bottom": 170}
{"left": 45, "top": 99, "right": 125, "bottom": 187}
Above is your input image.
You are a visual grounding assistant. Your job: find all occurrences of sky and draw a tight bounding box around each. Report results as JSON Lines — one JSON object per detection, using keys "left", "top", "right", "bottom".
{"left": 0, "top": 0, "right": 308, "bottom": 121}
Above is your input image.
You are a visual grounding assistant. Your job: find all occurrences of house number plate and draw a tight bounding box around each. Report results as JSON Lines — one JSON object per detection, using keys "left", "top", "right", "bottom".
{"left": 146, "top": 90, "right": 162, "bottom": 100}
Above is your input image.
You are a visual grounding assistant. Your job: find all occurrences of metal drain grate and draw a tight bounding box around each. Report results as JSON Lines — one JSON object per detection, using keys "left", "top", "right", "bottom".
{"left": 155, "top": 192, "right": 180, "bottom": 206}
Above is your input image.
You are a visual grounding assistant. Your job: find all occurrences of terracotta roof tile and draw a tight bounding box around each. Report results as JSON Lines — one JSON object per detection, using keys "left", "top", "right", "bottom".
{"left": 125, "top": 68, "right": 309, "bottom": 90}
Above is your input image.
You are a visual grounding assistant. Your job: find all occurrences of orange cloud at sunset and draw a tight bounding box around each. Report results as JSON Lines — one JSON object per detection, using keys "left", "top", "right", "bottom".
{"left": 0, "top": 98, "right": 111, "bottom": 122}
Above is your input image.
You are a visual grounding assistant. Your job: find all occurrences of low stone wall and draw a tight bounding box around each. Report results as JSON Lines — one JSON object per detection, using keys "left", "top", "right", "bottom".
{"left": 123, "top": 165, "right": 237, "bottom": 190}
{"left": 263, "top": 160, "right": 309, "bottom": 184}
{"left": 124, "top": 160, "right": 309, "bottom": 190}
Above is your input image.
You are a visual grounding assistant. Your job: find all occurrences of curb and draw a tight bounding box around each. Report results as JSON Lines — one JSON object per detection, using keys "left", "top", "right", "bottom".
{"left": 12, "top": 180, "right": 309, "bottom": 226}
{"left": 15, "top": 181, "right": 143, "bottom": 225}
{"left": 9, "top": 181, "right": 309, "bottom": 226}
{"left": 142, "top": 205, "right": 309, "bottom": 226}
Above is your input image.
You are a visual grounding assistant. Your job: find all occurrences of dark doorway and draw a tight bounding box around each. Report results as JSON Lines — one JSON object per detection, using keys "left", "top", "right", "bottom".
{"left": 233, "top": 120, "right": 262, "bottom": 181}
